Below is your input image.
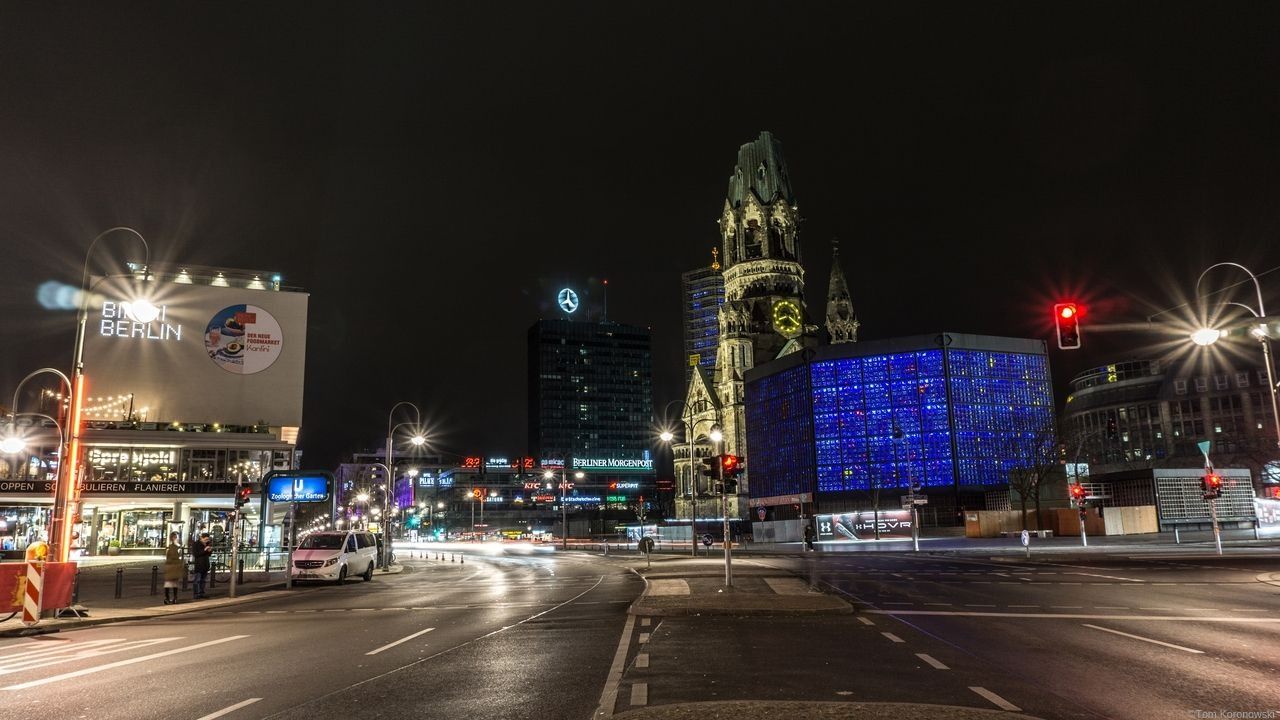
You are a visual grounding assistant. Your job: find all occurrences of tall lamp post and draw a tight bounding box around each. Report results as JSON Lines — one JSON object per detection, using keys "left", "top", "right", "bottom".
{"left": 60, "top": 228, "right": 154, "bottom": 564}
{"left": 709, "top": 423, "right": 733, "bottom": 587}
{"left": 659, "top": 398, "right": 698, "bottom": 557}
{"left": 1191, "top": 262, "right": 1280, "bottom": 453}
{"left": 383, "top": 401, "right": 426, "bottom": 569}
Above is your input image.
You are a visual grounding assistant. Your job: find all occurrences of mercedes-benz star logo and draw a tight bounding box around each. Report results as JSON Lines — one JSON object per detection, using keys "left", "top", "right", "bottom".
{"left": 557, "top": 288, "right": 580, "bottom": 314}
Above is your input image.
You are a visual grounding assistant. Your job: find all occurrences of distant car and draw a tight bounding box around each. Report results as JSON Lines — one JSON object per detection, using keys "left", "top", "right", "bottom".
{"left": 291, "top": 531, "right": 377, "bottom": 584}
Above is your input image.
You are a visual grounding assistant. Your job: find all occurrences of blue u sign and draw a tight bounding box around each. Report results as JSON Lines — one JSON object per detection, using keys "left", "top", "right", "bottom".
{"left": 266, "top": 472, "right": 331, "bottom": 503}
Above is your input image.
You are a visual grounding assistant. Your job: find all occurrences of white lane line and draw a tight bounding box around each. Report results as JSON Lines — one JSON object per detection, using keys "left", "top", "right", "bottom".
{"left": 915, "top": 653, "right": 949, "bottom": 670}
{"left": 638, "top": 633, "right": 650, "bottom": 644}
{"left": 867, "top": 609, "right": 1280, "bottom": 622}
{"left": 970, "top": 686, "right": 1021, "bottom": 712}
{"left": 0, "top": 638, "right": 179, "bottom": 675}
{"left": 881, "top": 632, "right": 905, "bottom": 643}
{"left": 3, "top": 635, "right": 248, "bottom": 691}
{"left": 1082, "top": 624, "right": 1204, "bottom": 654}
{"left": 640, "top": 618, "right": 651, "bottom": 627}
{"left": 964, "top": 604, "right": 996, "bottom": 608}
{"left": 195, "top": 698, "right": 262, "bottom": 720}
{"left": 595, "top": 613, "right": 637, "bottom": 718}
{"left": 856, "top": 616, "right": 876, "bottom": 626}
{"left": 1070, "top": 572, "right": 1143, "bottom": 582}
{"left": 1096, "top": 606, "right": 1128, "bottom": 610}
{"left": 635, "top": 653, "right": 649, "bottom": 669}
{"left": 366, "top": 628, "right": 435, "bottom": 656}
{"left": 629, "top": 682, "right": 648, "bottom": 706}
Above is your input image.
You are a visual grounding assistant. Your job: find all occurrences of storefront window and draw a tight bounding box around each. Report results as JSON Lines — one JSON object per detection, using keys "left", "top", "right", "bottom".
{"left": 120, "top": 510, "right": 170, "bottom": 548}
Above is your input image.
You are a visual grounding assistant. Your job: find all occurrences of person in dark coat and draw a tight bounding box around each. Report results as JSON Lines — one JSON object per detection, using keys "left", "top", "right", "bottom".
{"left": 803, "top": 523, "right": 816, "bottom": 551}
{"left": 163, "top": 532, "right": 184, "bottom": 604}
{"left": 190, "top": 532, "right": 212, "bottom": 599}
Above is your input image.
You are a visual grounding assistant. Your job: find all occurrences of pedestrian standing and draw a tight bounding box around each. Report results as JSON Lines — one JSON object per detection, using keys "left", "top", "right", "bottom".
{"left": 163, "top": 532, "right": 183, "bottom": 604}
{"left": 191, "top": 532, "right": 212, "bottom": 599}
{"left": 803, "top": 523, "right": 816, "bottom": 551}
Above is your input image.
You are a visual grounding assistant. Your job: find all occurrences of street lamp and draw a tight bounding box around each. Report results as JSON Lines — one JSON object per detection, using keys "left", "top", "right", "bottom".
{"left": 709, "top": 423, "right": 732, "bottom": 587}
{"left": 1193, "top": 262, "right": 1280, "bottom": 451}
{"left": 383, "top": 401, "right": 425, "bottom": 569}
{"left": 55, "top": 228, "right": 154, "bottom": 564}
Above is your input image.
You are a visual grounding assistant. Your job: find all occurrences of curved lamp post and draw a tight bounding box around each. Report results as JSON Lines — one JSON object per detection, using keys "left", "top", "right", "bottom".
{"left": 383, "top": 402, "right": 426, "bottom": 568}
{"left": 55, "top": 228, "right": 152, "bottom": 563}
{"left": 1192, "top": 262, "right": 1280, "bottom": 451}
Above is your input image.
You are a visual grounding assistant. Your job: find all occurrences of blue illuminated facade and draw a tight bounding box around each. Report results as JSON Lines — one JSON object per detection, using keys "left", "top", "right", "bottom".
{"left": 745, "top": 334, "right": 1055, "bottom": 512}
{"left": 681, "top": 265, "right": 724, "bottom": 384}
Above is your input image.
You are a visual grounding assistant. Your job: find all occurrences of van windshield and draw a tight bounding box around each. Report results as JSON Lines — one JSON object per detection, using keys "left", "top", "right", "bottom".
{"left": 299, "top": 534, "right": 345, "bottom": 549}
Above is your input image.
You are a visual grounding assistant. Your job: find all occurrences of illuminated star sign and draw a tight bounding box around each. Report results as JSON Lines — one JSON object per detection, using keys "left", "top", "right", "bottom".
{"left": 557, "top": 288, "right": 580, "bottom": 314}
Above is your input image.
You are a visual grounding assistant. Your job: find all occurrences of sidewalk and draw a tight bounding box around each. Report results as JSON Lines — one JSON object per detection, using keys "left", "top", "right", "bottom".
{"left": 0, "top": 561, "right": 405, "bottom": 637}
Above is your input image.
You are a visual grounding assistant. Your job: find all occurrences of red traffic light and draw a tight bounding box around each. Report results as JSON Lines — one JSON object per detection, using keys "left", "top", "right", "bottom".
{"left": 234, "top": 484, "right": 252, "bottom": 507}
{"left": 1069, "top": 484, "right": 1087, "bottom": 501}
{"left": 720, "top": 454, "right": 740, "bottom": 473}
{"left": 1053, "top": 303, "right": 1082, "bottom": 350}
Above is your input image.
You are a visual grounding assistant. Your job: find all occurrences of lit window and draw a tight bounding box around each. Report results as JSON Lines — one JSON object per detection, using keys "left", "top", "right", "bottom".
{"left": 1194, "top": 378, "right": 1208, "bottom": 392}
{"left": 1174, "top": 380, "right": 1187, "bottom": 395}
{"left": 1237, "top": 372, "right": 1250, "bottom": 388}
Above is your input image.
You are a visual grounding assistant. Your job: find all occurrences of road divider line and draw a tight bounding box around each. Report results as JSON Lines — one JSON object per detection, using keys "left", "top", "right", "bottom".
{"left": 867, "top": 609, "right": 1280, "bottom": 622}
{"left": 366, "top": 628, "right": 436, "bottom": 656}
{"left": 635, "top": 653, "right": 648, "bottom": 669}
{"left": 881, "top": 632, "right": 905, "bottom": 643}
{"left": 195, "top": 698, "right": 262, "bottom": 720}
{"left": 1081, "top": 624, "right": 1203, "bottom": 654}
{"left": 629, "top": 682, "right": 648, "bottom": 706}
{"left": 856, "top": 616, "right": 875, "bottom": 626}
{"left": 915, "top": 653, "right": 949, "bottom": 670}
{"left": 3, "top": 635, "right": 248, "bottom": 691}
{"left": 638, "top": 633, "right": 650, "bottom": 644}
{"left": 1069, "top": 572, "right": 1143, "bottom": 582}
{"left": 970, "top": 686, "right": 1020, "bottom": 711}
{"left": 595, "top": 612, "right": 637, "bottom": 718}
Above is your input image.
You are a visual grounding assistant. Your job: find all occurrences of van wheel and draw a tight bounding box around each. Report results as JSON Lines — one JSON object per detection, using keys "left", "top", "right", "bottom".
{"left": 363, "top": 562, "right": 374, "bottom": 581}
{"left": 334, "top": 566, "right": 347, "bottom": 585}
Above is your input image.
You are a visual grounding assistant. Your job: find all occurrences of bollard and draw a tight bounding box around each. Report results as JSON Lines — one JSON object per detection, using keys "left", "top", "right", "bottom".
{"left": 151, "top": 565, "right": 159, "bottom": 596}
{"left": 72, "top": 569, "right": 81, "bottom": 605}
{"left": 1174, "top": 526, "right": 1181, "bottom": 544}
{"left": 115, "top": 567, "right": 124, "bottom": 599}
{"left": 459, "top": 553, "right": 464, "bottom": 564}
{"left": 451, "top": 553, "right": 456, "bottom": 562}
{"left": 209, "top": 563, "right": 217, "bottom": 588}
{"left": 182, "top": 565, "right": 189, "bottom": 592}
{"left": 237, "top": 557, "right": 245, "bottom": 585}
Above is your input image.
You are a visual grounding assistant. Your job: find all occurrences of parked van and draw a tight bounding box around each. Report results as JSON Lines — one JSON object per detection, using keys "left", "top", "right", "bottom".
{"left": 291, "top": 530, "right": 377, "bottom": 584}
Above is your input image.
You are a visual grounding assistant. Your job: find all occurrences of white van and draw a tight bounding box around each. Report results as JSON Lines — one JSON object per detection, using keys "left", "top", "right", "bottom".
{"left": 291, "top": 530, "right": 377, "bottom": 584}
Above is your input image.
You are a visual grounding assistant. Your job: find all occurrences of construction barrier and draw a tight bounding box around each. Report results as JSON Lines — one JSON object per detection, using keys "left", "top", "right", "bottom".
{"left": 1, "top": 558, "right": 77, "bottom": 625}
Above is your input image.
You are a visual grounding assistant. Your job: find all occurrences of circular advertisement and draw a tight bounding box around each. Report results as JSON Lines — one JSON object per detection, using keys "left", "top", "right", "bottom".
{"left": 204, "top": 304, "right": 284, "bottom": 375}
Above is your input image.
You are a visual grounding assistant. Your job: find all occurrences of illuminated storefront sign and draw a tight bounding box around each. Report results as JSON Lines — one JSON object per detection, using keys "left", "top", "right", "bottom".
{"left": 99, "top": 301, "right": 182, "bottom": 341}
{"left": 815, "top": 511, "right": 914, "bottom": 541}
{"left": 606, "top": 495, "right": 627, "bottom": 502}
{"left": 557, "top": 288, "right": 579, "bottom": 314}
{"left": 572, "top": 458, "right": 654, "bottom": 471}
{"left": 609, "top": 481, "right": 640, "bottom": 490}
{"left": 88, "top": 449, "right": 177, "bottom": 467}
{"left": 462, "top": 457, "right": 483, "bottom": 469}
{"left": 563, "top": 495, "right": 602, "bottom": 504}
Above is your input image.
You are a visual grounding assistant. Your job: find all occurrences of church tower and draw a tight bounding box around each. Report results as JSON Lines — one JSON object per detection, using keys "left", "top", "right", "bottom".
{"left": 825, "top": 239, "right": 859, "bottom": 344}
{"left": 708, "top": 131, "right": 811, "bottom": 519}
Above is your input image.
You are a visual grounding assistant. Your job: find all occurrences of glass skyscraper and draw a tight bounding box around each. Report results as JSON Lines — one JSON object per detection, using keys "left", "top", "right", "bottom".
{"left": 744, "top": 334, "right": 1055, "bottom": 513}
{"left": 527, "top": 318, "right": 655, "bottom": 465}
{"left": 680, "top": 264, "right": 724, "bottom": 385}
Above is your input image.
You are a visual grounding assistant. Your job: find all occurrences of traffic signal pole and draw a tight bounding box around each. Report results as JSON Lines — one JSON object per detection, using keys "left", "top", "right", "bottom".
{"left": 1209, "top": 497, "right": 1223, "bottom": 556}
{"left": 229, "top": 473, "right": 242, "bottom": 598}
{"left": 720, "top": 457, "right": 732, "bottom": 588}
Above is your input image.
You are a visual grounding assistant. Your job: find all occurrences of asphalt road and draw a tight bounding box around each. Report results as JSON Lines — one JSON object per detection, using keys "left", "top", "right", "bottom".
{"left": 611, "top": 551, "right": 1280, "bottom": 719}
{"left": 0, "top": 549, "right": 643, "bottom": 720}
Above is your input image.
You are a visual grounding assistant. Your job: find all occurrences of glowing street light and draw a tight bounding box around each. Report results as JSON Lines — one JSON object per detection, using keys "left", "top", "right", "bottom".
{"left": 1190, "top": 327, "right": 1222, "bottom": 346}
{"left": 659, "top": 430, "right": 674, "bottom": 443}
{"left": 0, "top": 436, "right": 24, "bottom": 454}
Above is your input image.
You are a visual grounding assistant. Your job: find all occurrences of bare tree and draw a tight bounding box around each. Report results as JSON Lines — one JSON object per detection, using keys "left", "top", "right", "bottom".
{"left": 1003, "top": 419, "right": 1060, "bottom": 531}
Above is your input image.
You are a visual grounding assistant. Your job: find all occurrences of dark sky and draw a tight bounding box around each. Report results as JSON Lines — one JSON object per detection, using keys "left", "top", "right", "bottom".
{"left": 3, "top": 2, "right": 1280, "bottom": 468}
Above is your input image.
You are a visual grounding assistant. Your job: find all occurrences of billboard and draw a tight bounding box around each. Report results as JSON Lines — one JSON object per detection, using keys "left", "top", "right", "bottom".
{"left": 80, "top": 276, "right": 308, "bottom": 426}
{"left": 815, "top": 510, "right": 915, "bottom": 541}
{"left": 265, "top": 472, "right": 331, "bottom": 503}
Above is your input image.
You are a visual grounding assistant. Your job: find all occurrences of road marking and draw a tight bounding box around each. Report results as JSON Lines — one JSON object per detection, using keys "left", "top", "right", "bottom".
{"left": 3, "top": 635, "right": 248, "bottom": 691}
{"left": 195, "top": 698, "right": 262, "bottom": 720}
{"left": 1009, "top": 605, "right": 1039, "bottom": 608}
{"left": 1096, "top": 606, "right": 1128, "bottom": 610}
{"left": 629, "top": 682, "right": 648, "bottom": 706}
{"left": 916, "top": 653, "right": 949, "bottom": 670}
{"left": 640, "top": 618, "right": 650, "bottom": 627}
{"left": 635, "top": 653, "right": 649, "bottom": 669}
{"left": 881, "top": 632, "right": 905, "bottom": 643}
{"left": 638, "top": 633, "right": 650, "bottom": 644}
{"left": 867, "top": 609, "right": 1280, "bottom": 622}
{"left": 1082, "top": 624, "right": 1204, "bottom": 654}
{"left": 1070, "top": 572, "right": 1143, "bottom": 582}
{"left": 856, "top": 616, "right": 875, "bottom": 626}
{"left": 0, "top": 638, "right": 179, "bottom": 675}
{"left": 964, "top": 604, "right": 996, "bottom": 608}
{"left": 1051, "top": 606, "right": 1083, "bottom": 609}
{"left": 970, "top": 686, "right": 1021, "bottom": 712}
{"left": 595, "top": 612, "right": 637, "bottom": 717}
{"left": 366, "top": 628, "right": 436, "bottom": 656}
{"left": 924, "top": 603, "right": 952, "bottom": 606}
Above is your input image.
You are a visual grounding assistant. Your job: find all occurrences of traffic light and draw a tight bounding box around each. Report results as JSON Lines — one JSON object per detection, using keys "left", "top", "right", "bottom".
{"left": 1054, "top": 302, "right": 1082, "bottom": 350}
{"left": 234, "top": 484, "right": 252, "bottom": 508}
{"left": 700, "top": 456, "right": 718, "bottom": 480}
{"left": 720, "top": 454, "right": 744, "bottom": 493}
{"left": 1202, "top": 473, "right": 1223, "bottom": 500}
{"left": 1069, "top": 484, "right": 1087, "bottom": 506}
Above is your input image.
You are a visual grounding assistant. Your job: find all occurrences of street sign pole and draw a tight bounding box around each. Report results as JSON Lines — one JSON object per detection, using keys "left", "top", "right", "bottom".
{"left": 1198, "top": 440, "right": 1223, "bottom": 556}
{"left": 911, "top": 505, "right": 920, "bottom": 552}
{"left": 229, "top": 473, "right": 242, "bottom": 598}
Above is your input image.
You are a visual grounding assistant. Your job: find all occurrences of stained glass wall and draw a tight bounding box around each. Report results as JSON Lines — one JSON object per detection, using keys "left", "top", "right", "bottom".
{"left": 743, "top": 363, "right": 814, "bottom": 499}
{"left": 947, "top": 349, "right": 1055, "bottom": 484}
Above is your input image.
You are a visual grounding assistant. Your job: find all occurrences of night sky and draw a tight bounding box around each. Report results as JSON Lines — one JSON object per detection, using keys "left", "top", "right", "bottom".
{"left": 3, "top": 3, "right": 1280, "bottom": 469}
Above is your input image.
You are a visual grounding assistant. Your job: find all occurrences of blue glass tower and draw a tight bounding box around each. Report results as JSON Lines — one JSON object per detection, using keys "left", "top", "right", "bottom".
{"left": 681, "top": 260, "right": 724, "bottom": 386}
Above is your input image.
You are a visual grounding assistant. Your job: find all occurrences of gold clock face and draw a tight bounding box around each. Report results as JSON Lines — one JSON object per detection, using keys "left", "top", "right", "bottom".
{"left": 772, "top": 300, "right": 802, "bottom": 338}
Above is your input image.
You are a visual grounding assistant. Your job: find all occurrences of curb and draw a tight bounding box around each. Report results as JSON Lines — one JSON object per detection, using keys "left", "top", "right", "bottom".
{"left": 612, "top": 700, "right": 1042, "bottom": 719}
{"left": 627, "top": 567, "right": 852, "bottom": 618}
